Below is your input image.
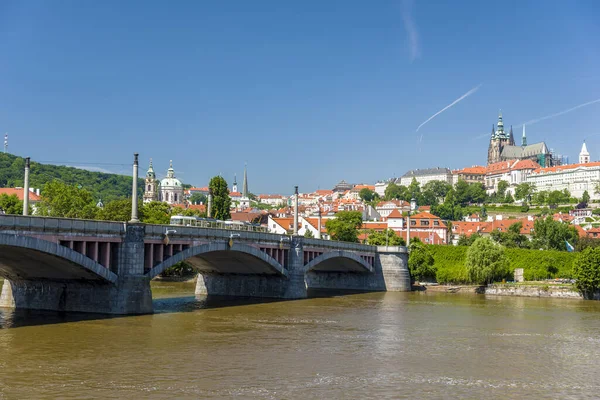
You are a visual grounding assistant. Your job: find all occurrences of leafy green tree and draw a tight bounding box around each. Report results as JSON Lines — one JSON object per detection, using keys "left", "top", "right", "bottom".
{"left": 468, "top": 183, "right": 487, "bottom": 204}
{"left": 407, "top": 178, "right": 421, "bottom": 201}
{"left": 359, "top": 188, "right": 375, "bottom": 202}
{"left": 457, "top": 232, "right": 482, "bottom": 246}
{"left": 533, "top": 190, "right": 548, "bottom": 206}
{"left": 531, "top": 216, "right": 579, "bottom": 251}
{"left": 96, "top": 198, "right": 136, "bottom": 221}
{"left": 454, "top": 179, "right": 470, "bottom": 206}
{"left": 209, "top": 176, "right": 231, "bottom": 220}
{"left": 408, "top": 241, "right": 436, "bottom": 282}
{"left": 325, "top": 211, "right": 363, "bottom": 242}
{"left": 423, "top": 180, "right": 451, "bottom": 199}
{"left": 497, "top": 181, "right": 509, "bottom": 199}
{"left": 304, "top": 229, "right": 314, "bottom": 238}
{"left": 465, "top": 237, "right": 509, "bottom": 284}
{"left": 490, "top": 221, "right": 529, "bottom": 248}
{"left": 0, "top": 194, "right": 24, "bottom": 215}
{"left": 384, "top": 183, "right": 403, "bottom": 200}
{"left": 504, "top": 192, "right": 515, "bottom": 204}
{"left": 515, "top": 182, "right": 536, "bottom": 202}
{"left": 582, "top": 190, "right": 591, "bottom": 206}
{"left": 36, "top": 180, "right": 97, "bottom": 219}
{"left": 573, "top": 247, "right": 600, "bottom": 299}
{"left": 140, "top": 201, "right": 171, "bottom": 224}
{"left": 367, "top": 229, "right": 406, "bottom": 246}
{"left": 189, "top": 192, "right": 207, "bottom": 205}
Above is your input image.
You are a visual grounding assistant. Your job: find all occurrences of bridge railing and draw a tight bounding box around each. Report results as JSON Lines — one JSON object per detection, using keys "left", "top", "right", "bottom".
{"left": 0, "top": 215, "right": 125, "bottom": 235}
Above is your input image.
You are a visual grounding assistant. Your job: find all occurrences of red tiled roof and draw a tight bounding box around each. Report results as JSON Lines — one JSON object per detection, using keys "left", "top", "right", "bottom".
{"left": 453, "top": 166, "right": 486, "bottom": 175}
{"left": 533, "top": 161, "right": 600, "bottom": 174}
{"left": 0, "top": 188, "right": 41, "bottom": 201}
{"left": 230, "top": 191, "right": 242, "bottom": 197}
{"left": 511, "top": 159, "right": 541, "bottom": 170}
{"left": 387, "top": 209, "right": 404, "bottom": 219}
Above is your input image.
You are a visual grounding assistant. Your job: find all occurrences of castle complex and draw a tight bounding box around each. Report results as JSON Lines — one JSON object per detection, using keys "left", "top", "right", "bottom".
{"left": 487, "top": 112, "right": 557, "bottom": 167}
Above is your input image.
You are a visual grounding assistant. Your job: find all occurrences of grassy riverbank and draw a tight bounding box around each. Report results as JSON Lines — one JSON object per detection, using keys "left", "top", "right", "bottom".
{"left": 428, "top": 245, "right": 577, "bottom": 284}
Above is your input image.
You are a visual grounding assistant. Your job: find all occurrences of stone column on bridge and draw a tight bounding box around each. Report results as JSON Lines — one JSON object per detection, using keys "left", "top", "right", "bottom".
{"left": 376, "top": 246, "right": 411, "bottom": 291}
{"left": 130, "top": 153, "right": 140, "bottom": 223}
{"left": 283, "top": 235, "right": 308, "bottom": 298}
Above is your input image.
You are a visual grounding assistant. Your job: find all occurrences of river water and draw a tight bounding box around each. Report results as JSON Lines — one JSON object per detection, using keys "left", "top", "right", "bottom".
{"left": 1, "top": 282, "right": 600, "bottom": 399}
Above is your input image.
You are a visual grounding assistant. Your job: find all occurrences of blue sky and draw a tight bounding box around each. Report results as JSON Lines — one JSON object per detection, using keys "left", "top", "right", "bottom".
{"left": 1, "top": 0, "right": 599, "bottom": 194}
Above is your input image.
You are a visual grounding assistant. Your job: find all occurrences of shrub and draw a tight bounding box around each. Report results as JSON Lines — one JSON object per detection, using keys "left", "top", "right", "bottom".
{"left": 465, "top": 238, "right": 510, "bottom": 284}
{"left": 572, "top": 247, "right": 600, "bottom": 299}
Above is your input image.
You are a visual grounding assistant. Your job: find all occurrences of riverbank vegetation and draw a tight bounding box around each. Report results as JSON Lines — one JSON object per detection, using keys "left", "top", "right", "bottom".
{"left": 422, "top": 243, "right": 577, "bottom": 284}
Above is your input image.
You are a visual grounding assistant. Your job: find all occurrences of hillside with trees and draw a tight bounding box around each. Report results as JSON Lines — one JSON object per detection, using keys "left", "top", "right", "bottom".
{"left": 0, "top": 153, "right": 143, "bottom": 202}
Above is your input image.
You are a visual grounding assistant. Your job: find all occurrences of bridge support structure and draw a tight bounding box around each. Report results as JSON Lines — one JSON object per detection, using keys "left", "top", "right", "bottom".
{"left": 0, "top": 216, "right": 410, "bottom": 315}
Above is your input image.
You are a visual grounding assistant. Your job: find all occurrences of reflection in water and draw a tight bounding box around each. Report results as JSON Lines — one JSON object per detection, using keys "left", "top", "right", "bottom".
{"left": 1, "top": 283, "right": 600, "bottom": 398}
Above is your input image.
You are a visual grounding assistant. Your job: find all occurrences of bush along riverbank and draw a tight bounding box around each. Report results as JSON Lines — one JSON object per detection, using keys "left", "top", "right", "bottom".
{"left": 411, "top": 242, "right": 600, "bottom": 300}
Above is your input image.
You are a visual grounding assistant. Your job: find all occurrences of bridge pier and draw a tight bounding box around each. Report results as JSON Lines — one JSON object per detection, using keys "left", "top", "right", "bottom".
{"left": 0, "top": 276, "right": 152, "bottom": 314}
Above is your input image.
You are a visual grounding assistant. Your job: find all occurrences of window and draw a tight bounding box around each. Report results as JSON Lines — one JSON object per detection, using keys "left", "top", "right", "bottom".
{"left": 273, "top": 224, "right": 276, "bottom": 228}
{"left": 421, "top": 220, "right": 429, "bottom": 226}
{"left": 411, "top": 220, "right": 416, "bottom": 226}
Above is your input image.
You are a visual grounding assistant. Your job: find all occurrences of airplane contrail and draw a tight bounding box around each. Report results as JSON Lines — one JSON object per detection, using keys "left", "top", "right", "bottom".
{"left": 416, "top": 84, "right": 482, "bottom": 132}
{"left": 520, "top": 98, "right": 600, "bottom": 127}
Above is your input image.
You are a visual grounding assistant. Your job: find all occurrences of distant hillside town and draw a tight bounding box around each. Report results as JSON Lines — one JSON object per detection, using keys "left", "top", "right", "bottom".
{"left": 2, "top": 111, "right": 600, "bottom": 248}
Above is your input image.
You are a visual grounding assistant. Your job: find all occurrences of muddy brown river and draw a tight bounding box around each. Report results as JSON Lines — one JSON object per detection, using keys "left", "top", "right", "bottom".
{"left": 1, "top": 282, "right": 600, "bottom": 399}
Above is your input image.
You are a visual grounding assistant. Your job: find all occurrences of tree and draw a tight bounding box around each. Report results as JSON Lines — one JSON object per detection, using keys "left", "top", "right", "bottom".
{"left": 209, "top": 176, "right": 231, "bottom": 220}
{"left": 171, "top": 206, "right": 207, "bottom": 218}
{"left": 465, "top": 237, "right": 509, "bottom": 284}
{"left": 367, "top": 229, "right": 406, "bottom": 246}
{"left": 491, "top": 221, "right": 529, "bottom": 248}
{"left": 582, "top": 190, "right": 591, "bottom": 206}
{"left": 0, "top": 194, "right": 24, "bottom": 215}
{"left": 189, "top": 192, "right": 207, "bottom": 205}
{"left": 504, "top": 192, "right": 515, "bottom": 204}
{"left": 96, "top": 198, "right": 134, "bottom": 221}
{"left": 140, "top": 201, "right": 171, "bottom": 224}
{"left": 36, "top": 180, "right": 97, "bottom": 219}
{"left": 407, "top": 178, "right": 421, "bottom": 201}
{"left": 457, "top": 232, "right": 482, "bottom": 246}
{"left": 304, "top": 229, "right": 314, "bottom": 238}
{"left": 423, "top": 180, "right": 451, "bottom": 199}
{"left": 468, "top": 183, "right": 487, "bottom": 204}
{"left": 359, "top": 188, "right": 375, "bottom": 202}
{"left": 531, "top": 216, "right": 578, "bottom": 251}
{"left": 408, "top": 241, "right": 436, "bottom": 282}
{"left": 515, "top": 182, "right": 536, "bottom": 202}
{"left": 573, "top": 247, "right": 600, "bottom": 299}
{"left": 384, "top": 183, "right": 403, "bottom": 200}
{"left": 454, "top": 179, "right": 470, "bottom": 206}
{"left": 325, "top": 211, "right": 363, "bottom": 242}
{"left": 497, "top": 181, "right": 509, "bottom": 199}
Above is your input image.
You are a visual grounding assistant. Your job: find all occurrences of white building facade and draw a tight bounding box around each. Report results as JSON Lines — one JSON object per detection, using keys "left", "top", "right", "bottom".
{"left": 399, "top": 167, "right": 452, "bottom": 187}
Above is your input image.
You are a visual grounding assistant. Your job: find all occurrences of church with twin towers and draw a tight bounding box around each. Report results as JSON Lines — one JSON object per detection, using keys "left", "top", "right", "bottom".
{"left": 486, "top": 112, "right": 561, "bottom": 167}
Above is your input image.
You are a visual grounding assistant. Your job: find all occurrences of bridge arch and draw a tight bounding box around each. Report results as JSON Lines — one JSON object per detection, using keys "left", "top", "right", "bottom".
{"left": 146, "top": 242, "right": 287, "bottom": 280}
{"left": 0, "top": 234, "right": 118, "bottom": 283}
{"left": 305, "top": 250, "right": 374, "bottom": 273}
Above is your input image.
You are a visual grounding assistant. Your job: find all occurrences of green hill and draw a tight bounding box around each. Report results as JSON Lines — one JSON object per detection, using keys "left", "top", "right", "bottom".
{"left": 0, "top": 153, "right": 144, "bottom": 202}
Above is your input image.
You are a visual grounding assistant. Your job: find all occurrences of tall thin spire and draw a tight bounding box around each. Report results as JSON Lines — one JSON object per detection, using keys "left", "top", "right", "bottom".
{"left": 242, "top": 163, "right": 248, "bottom": 198}
{"left": 509, "top": 125, "right": 514, "bottom": 145}
{"left": 491, "top": 124, "right": 495, "bottom": 138}
{"left": 146, "top": 158, "right": 155, "bottom": 178}
{"left": 522, "top": 125, "right": 527, "bottom": 146}
{"left": 3, "top": 133, "right": 7, "bottom": 154}
{"left": 496, "top": 110, "right": 505, "bottom": 138}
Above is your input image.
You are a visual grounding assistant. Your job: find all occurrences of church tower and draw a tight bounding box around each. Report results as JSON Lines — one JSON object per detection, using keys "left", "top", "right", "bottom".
{"left": 487, "top": 111, "right": 510, "bottom": 165}
{"left": 232, "top": 174, "right": 238, "bottom": 193}
{"left": 580, "top": 141, "right": 590, "bottom": 164}
{"left": 143, "top": 159, "right": 158, "bottom": 203}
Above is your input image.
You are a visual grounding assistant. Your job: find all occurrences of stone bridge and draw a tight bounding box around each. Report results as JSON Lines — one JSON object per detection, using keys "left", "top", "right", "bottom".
{"left": 0, "top": 215, "right": 410, "bottom": 314}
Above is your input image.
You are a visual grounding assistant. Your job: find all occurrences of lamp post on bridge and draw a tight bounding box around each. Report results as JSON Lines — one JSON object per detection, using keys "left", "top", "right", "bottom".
{"left": 293, "top": 185, "right": 299, "bottom": 235}
{"left": 207, "top": 188, "right": 213, "bottom": 218}
{"left": 130, "top": 153, "right": 140, "bottom": 223}
{"left": 23, "top": 157, "right": 30, "bottom": 216}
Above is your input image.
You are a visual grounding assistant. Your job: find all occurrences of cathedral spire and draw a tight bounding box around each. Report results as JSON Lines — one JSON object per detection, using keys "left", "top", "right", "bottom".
{"left": 167, "top": 160, "right": 175, "bottom": 178}
{"left": 522, "top": 125, "right": 527, "bottom": 146}
{"left": 509, "top": 125, "right": 514, "bottom": 145}
{"left": 496, "top": 110, "right": 505, "bottom": 138}
{"left": 242, "top": 163, "right": 248, "bottom": 198}
{"left": 580, "top": 141, "right": 590, "bottom": 164}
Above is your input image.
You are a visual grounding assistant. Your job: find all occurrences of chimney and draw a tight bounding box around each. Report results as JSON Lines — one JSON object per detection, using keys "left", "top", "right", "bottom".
{"left": 36, "top": 188, "right": 40, "bottom": 196}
